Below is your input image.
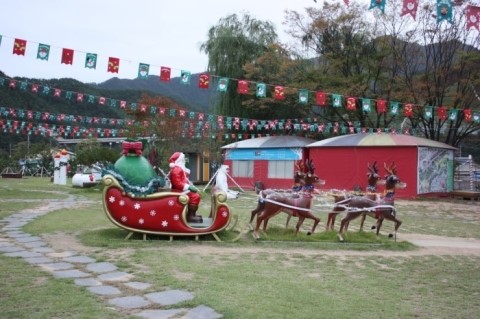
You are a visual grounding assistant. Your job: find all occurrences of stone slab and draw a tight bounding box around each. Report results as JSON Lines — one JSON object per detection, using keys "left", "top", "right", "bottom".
{"left": 40, "top": 262, "right": 74, "bottom": 271}
{"left": 86, "top": 262, "right": 117, "bottom": 273}
{"left": 108, "top": 296, "right": 151, "bottom": 309}
{"left": 98, "top": 271, "right": 133, "bottom": 282}
{"left": 136, "top": 308, "right": 187, "bottom": 319}
{"left": 63, "top": 255, "right": 95, "bottom": 263}
{"left": 183, "top": 305, "right": 223, "bottom": 319}
{"left": 145, "top": 290, "right": 194, "bottom": 306}
{"left": 88, "top": 285, "right": 122, "bottom": 296}
{"left": 124, "top": 281, "right": 151, "bottom": 290}
{"left": 52, "top": 269, "right": 90, "bottom": 279}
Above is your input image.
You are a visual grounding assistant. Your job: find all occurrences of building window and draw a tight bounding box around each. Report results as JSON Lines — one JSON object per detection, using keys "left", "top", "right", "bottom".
{"left": 232, "top": 160, "right": 253, "bottom": 177}
{"left": 268, "top": 161, "right": 294, "bottom": 179}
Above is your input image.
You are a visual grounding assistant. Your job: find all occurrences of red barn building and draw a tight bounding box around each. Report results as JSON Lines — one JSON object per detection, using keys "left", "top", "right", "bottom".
{"left": 306, "top": 133, "right": 457, "bottom": 198}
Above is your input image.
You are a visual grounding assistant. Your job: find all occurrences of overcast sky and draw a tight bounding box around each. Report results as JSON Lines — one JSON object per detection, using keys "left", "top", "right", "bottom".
{"left": 0, "top": 0, "right": 320, "bottom": 84}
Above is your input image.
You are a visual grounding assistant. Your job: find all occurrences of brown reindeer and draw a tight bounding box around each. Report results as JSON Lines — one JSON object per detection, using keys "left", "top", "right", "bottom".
{"left": 325, "top": 162, "right": 385, "bottom": 231}
{"left": 253, "top": 159, "right": 325, "bottom": 239}
{"left": 337, "top": 162, "right": 406, "bottom": 241}
{"left": 249, "top": 160, "right": 307, "bottom": 227}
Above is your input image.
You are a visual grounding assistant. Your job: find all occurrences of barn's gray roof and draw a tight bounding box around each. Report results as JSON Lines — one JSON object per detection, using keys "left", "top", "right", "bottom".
{"left": 306, "top": 133, "right": 457, "bottom": 150}
{"left": 222, "top": 136, "right": 317, "bottom": 149}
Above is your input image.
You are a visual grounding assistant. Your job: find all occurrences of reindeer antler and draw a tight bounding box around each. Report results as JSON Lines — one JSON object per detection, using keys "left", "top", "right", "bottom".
{"left": 306, "top": 159, "right": 315, "bottom": 174}
{"left": 384, "top": 162, "right": 397, "bottom": 176}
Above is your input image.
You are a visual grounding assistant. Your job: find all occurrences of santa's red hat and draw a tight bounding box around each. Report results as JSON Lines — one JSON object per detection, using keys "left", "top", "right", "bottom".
{"left": 169, "top": 152, "right": 183, "bottom": 168}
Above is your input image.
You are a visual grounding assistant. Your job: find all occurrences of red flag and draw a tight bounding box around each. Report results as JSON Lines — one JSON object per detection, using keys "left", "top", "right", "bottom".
{"left": 466, "top": 5, "right": 480, "bottom": 31}
{"left": 316, "top": 91, "right": 326, "bottom": 106}
{"left": 464, "top": 109, "right": 472, "bottom": 122}
{"left": 108, "top": 57, "right": 120, "bottom": 73}
{"left": 13, "top": 38, "right": 27, "bottom": 55}
{"left": 274, "top": 86, "right": 285, "bottom": 100}
{"left": 160, "top": 67, "right": 171, "bottom": 81}
{"left": 400, "top": 0, "right": 419, "bottom": 20}
{"left": 238, "top": 80, "right": 249, "bottom": 94}
{"left": 346, "top": 97, "right": 356, "bottom": 110}
{"left": 438, "top": 106, "right": 447, "bottom": 120}
{"left": 377, "top": 100, "right": 387, "bottom": 113}
{"left": 61, "top": 48, "right": 74, "bottom": 65}
{"left": 199, "top": 73, "right": 210, "bottom": 89}
{"left": 404, "top": 103, "right": 414, "bottom": 117}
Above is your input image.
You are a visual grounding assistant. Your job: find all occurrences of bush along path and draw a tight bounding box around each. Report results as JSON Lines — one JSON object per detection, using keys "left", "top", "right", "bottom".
{"left": 0, "top": 194, "right": 223, "bottom": 319}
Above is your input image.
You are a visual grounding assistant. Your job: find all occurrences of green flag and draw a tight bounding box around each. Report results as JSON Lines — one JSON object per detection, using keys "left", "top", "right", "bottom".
{"left": 85, "top": 53, "right": 97, "bottom": 69}
{"left": 37, "top": 43, "right": 50, "bottom": 60}
{"left": 332, "top": 94, "right": 342, "bottom": 108}
{"left": 425, "top": 106, "right": 433, "bottom": 119}
{"left": 256, "top": 83, "right": 266, "bottom": 98}
{"left": 369, "top": 0, "right": 386, "bottom": 13}
{"left": 436, "top": 0, "right": 453, "bottom": 24}
{"left": 180, "top": 71, "right": 191, "bottom": 84}
{"left": 362, "top": 99, "right": 371, "bottom": 112}
{"left": 390, "top": 101, "right": 399, "bottom": 115}
{"left": 217, "top": 78, "right": 229, "bottom": 92}
{"left": 138, "top": 63, "right": 149, "bottom": 79}
{"left": 298, "top": 89, "right": 309, "bottom": 104}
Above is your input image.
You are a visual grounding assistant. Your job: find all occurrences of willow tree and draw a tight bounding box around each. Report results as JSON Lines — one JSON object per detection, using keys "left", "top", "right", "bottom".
{"left": 200, "top": 13, "right": 278, "bottom": 117}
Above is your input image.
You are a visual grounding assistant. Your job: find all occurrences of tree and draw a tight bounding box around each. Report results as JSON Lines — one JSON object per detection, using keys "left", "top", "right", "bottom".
{"left": 200, "top": 13, "right": 278, "bottom": 117}
{"left": 283, "top": 1, "right": 480, "bottom": 147}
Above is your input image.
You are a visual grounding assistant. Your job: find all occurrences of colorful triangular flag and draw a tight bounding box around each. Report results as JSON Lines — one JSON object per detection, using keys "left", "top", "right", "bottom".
{"left": 199, "top": 73, "right": 210, "bottom": 89}
{"left": 274, "top": 86, "right": 285, "bottom": 100}
{"left": 180, "top": 70, "right": 191, "bottom": 84}
{"left": 332, "top": 94, "right": 342, "bottom": 108}
{"left": 217, "top": 78, "right": 229, "bottom": 92}
{"left": 369, "top": 0, "right": 386, "bottom": 13}
{"left": 160, "top": 67, "right": 171, "bottom": 81}
{"left": 256, "top": 83, "right": 266, "bottom": 98}
{"left": 401, "top": 0, "right": 419, "bottom": 20}
{"left": 238, "top": 80, "right": 249, "bottom": 94}
{"left": 298, "top": 89, "right": 309, "bottom": 104}
{"left": 436, "top": 0, "right": 453, "bottom": 24}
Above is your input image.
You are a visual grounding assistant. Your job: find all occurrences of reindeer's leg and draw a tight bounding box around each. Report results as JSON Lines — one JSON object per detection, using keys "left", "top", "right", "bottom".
{"left": 308, "top": 214, "right": 321, "bottom": 236}
{"left": 295, "top": 216, "right": 306, "bottom": 235}
{"left": 359, "top": 213, "right": 366, "bottom": 232}
{"left": 250, "top": 200, "right": 265, "bottom": 225}
{"left": 285, "top": 211, "right": 292, "bottom": 229}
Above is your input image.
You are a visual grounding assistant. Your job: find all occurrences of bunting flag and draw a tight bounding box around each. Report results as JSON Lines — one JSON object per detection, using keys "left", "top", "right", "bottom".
{"left": 316, "top": 91, "right": 326, "bottom": 106}
{"left": 85, "top": 53, "right": 97, "bottom": 69}
{"left": 217, "top": 78, "right": 229, "bottom": 92}
{"left": 466, "top": 5, "right": 480, "bottom": 31}
{"left": 238, "top": 80, "right": 249, "bottom": 94}
{"left": 180, "top": 70, "right": 191, "bottom": 84}
{"left": 343, "top": 0, "right": 350, "bottom": 5}
{"left": 138, "top": 63, "right": 149, "bottom": 79}
{"left": 464, "top": 109, "right": 472, "bottom": 122}
{"left": 404, "top": 103, "right": 414, "bottom": 117}
{"left": 332, "top": 94, "right": 342, "bottom": 108}
{"left": 438, "top": 106, "right": 447, "bottom": 120}
{"left": 298, "top": 89, "right": 309, "bottom": 104}
{"left": 448, "top": 108, "right": 458, "bottom": 121}
{"left": 199, "top": 73, "right": 209, "bottom": 89}
{"left": 160, "top": 66, "right": 171, "bottom": 81}
{"left": 61, "top": 48, "right": 74, "bottom": 65}
{"left": 390, "top": 102, "right": 399, "bottom": 115}
{"left": 256, "top": 83, "right": 266, "bottom": 97}
{"left": 401, "top": 0, "right": 419, "bottom": 20}
{"left": 107, "top": 57, "right": 120, "bottom": 73}
{"left": 377, "top": 100, "right": 387, "bottom": 113}
{"left": 362, "top": 98, "right": 371, "bottom": 112}
{"left": 425, "top": 106, "right": 433, "bottom": 119}
{"left": 36, "top": 44, "right": 50, "bottom": 61}
{"left": 274, "top": 86, "right": 285, "bottom": 100}
{"left": 473, "top": 111, "right": 480, "bottom": 123}
{"left": 13, "top": 38, "right": 27, "bottom": 55}
{"left": 346, "top": 97, "right": 356, "bottom": 110}
{"left": 436, "top": 0, "right": 453, "bottom": 24}
{"left": 369, "top": 0, "right": 386, "bottom": 13}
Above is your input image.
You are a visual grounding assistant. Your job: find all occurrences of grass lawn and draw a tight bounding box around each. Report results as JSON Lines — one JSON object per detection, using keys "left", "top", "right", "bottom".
{"left": 1, "top": 177, "right": 479, "bottom": 318}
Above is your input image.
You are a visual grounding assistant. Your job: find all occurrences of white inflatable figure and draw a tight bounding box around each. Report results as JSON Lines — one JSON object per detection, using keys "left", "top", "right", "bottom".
{"left": 53, "top": 152, "right": 61, "bottom": 184}
{"left": 215, "top": 165, "right": 239, "bottom": 199}
{"left": 58, "top": 149, "right": 69, "bottom": 185}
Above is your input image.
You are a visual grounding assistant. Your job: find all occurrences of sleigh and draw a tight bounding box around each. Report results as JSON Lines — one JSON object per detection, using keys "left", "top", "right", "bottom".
{"left": 102, "top": 174, "right": 234, "bottom": 241}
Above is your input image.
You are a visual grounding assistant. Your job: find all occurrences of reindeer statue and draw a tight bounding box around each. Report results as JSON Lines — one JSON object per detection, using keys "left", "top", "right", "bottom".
{"left": 252, "top": 159, "right": 325, "bottom": 240}
{"left": 336, "top": 162, "right": 406, "bottom": 241}
{"left": 325, "top": 161, "right": 385, "bottom": 231}
{"left": 249, "top": 160, "right": 307, "bottom": 227}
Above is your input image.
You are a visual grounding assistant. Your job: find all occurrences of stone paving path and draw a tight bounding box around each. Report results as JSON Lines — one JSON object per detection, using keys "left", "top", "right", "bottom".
{"left": 0, "top": 195, "right": 222, "bottom": 319}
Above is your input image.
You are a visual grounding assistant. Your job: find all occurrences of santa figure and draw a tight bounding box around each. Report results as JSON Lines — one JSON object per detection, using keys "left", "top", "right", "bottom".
{"left": 169, "top": 152, "right": 203, "bottom": 223}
